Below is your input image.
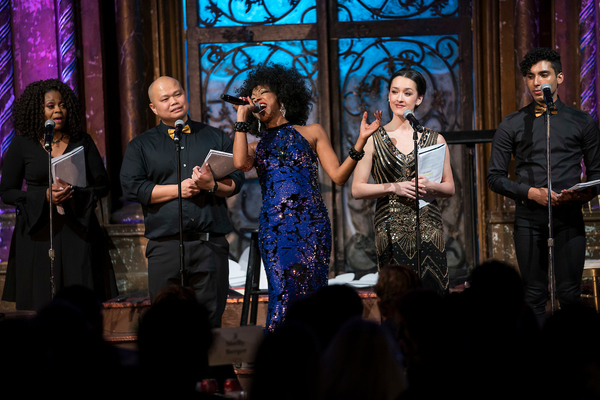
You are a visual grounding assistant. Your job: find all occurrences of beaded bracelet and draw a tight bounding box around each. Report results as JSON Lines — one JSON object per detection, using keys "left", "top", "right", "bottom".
{"left": 234, "top": 121, "right": 251, "bottom": 133}
{"left": 349, "top": 146, "right": 365, "bottom": 161}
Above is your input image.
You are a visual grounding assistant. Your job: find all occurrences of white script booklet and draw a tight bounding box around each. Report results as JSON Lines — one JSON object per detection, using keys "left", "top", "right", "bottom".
{"left": 51, "top": 146, "right": 85, "bottom": 214}
{"left": 566, "top": 179, "right": 600, "bottom": 192}
{"left": 202, "top": 149, "right": 237, "bottom": 180}
{"left": 51, "top": 146, "right": 86, "bottom": 187}
{"left": 416, "top": 143, "right": 446, "bottom": 209}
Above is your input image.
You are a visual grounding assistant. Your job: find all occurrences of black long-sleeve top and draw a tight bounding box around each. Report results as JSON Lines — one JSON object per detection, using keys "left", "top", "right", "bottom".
{"left": 0, "top": 133, "right": 110, "bottom": 233}
{"left": 488, "top": 98, "right": 600, "bottom": 221}
{"left": 120, "top": 119, "right": 244, "bottom": 239}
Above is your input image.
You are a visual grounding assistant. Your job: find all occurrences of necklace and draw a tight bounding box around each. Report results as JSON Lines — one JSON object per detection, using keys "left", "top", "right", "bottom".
{"left": 41, "top": 134, "right": 69, "bottom": 147}
{"left": 52, "top": 134, "right": 70, "bottom": 144}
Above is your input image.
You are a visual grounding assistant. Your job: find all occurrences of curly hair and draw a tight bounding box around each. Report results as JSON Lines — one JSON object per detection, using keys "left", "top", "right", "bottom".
{"left": 12, "top": 78, "right": 83, "bottom": 141}
{"left": 235, "top": 63, "right": 313, "bottom": 134}
{"left": 519, "top": 47, "right": 562, "bottom": 77}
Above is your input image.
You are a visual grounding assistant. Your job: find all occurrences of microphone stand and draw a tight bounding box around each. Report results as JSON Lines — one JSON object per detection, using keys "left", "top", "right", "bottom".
{"left": 413, "top": 127, "right": 422, "bottom": 277}
{"left": 46, "top": 145, "right": 55, "bottom": 299}
{"left": 175, "top": 134, "right": 184, "bottom": 286}
{"left": 545, "top": 106, "right": 557, "bottom": 314}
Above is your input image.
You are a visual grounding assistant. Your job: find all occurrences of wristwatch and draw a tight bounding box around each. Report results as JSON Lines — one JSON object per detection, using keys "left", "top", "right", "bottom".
{"left": 207, "top": 181, "right": 218, "bottom": 194}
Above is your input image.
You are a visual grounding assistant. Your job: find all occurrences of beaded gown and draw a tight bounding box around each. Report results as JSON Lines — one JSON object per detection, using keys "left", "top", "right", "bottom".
{"left": 371, "top": 126, "right": 449, "bottom": 295}
{"left": 254, "top": 123, "right": 332, "bottom": 332}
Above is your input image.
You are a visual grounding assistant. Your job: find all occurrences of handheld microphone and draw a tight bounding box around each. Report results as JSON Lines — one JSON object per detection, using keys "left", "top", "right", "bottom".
{"left": 221, "top": 94, "right": 265, "bottom": 113}
{"left": 540, "top": 83, "right": 555, "bottom": 110}
{"left": 403, "top": 110, "right": 424, "bottom": 133}
{"left": 173, "top": 119, "right": 185, "bottom": 142}
{"left": 44, "top": 119, "right": 55, "bottom": 150}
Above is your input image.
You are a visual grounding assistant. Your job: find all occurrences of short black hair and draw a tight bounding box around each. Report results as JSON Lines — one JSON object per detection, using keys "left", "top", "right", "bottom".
{"left": 12, "top": 78, "right": 83, "bottom": 141}
{"left": 235, "top": 63, "right": 313, "bottom": 133}
{"left": 520, "top": 47, "right": 562, "bottom": 77}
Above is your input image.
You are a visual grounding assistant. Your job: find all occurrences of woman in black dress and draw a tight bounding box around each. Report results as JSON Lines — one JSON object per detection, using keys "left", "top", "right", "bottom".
{"left": 0, "top": 78, "right": 118, "bottom": 311}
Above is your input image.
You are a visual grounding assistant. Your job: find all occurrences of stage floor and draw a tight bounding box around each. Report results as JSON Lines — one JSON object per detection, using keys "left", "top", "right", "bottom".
{"left": 101, "top": 288, "right": 382, "bottom": 347}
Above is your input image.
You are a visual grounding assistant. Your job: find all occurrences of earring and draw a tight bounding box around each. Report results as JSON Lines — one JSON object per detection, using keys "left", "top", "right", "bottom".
{"left": 258, "top": 119, "right": 262, "bottom": 132}
{"left": 280, "top": 103, "right": 286, "bottom": 118}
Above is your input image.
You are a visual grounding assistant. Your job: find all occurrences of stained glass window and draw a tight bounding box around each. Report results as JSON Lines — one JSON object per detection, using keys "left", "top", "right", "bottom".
{"left": 339, "top": 35, "right": 461, "bottom": 148}
{"left": 196, "top": 0, "right": 317, "bottom": 27}
{"left": 186, "top": 0, "right": 474, "bottom": 277}
{"left": 199, "top": 40, "right": 319, "bottom": 131}
{"left": 338, "top": 0, "right": 459, "bottom": 21}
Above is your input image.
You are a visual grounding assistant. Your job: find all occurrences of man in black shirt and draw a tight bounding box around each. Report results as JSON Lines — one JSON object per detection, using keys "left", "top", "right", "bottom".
{"left": 488, "top": 48, "right": 600, "bottom": 323}
{"left": 120, "top": 76, "right": 245, "bottom": 327}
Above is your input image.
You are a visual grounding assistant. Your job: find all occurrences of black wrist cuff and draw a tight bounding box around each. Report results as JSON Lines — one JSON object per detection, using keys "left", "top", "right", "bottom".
{"left": 349, "top": 146, "right": 365, "bottom": 161}
{"left": 234, "top": 121, "right": 251, "bottom": 133}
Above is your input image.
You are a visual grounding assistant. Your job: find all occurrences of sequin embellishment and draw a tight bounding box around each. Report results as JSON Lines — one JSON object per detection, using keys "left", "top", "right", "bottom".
{"left": 371, "top": 126, "right": 449, "bottom": 295}
{"left": 255, "top": 124, "right": 332, "bottom": 333}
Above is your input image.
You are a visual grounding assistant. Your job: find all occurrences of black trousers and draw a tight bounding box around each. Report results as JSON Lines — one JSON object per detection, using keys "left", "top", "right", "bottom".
{"left": 146, "top": 235, "right": 230, "bottom": 328}
{"left": 513, "top": 205, "right": 585, "bottom": 323}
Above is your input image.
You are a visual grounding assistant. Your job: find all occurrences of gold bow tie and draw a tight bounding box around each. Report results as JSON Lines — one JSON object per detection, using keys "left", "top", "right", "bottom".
{"left": 534, "top": 104, "right": 558, "bottom": 118}
{"left": 168, "top": 124, "right": 191, "bottom": 139}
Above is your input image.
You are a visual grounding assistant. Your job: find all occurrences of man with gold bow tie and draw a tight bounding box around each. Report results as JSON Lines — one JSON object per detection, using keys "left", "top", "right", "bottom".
{"left": 120, "top": 76, "right": 245, "bottom": 328}
{"left": 488, "top": 48, "right": 600, "bottom": 324}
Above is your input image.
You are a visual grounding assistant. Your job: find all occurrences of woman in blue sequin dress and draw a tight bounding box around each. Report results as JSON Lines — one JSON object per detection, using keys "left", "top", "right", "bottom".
{"left": 232, "top": 64, "right": 379, "bottom": 332}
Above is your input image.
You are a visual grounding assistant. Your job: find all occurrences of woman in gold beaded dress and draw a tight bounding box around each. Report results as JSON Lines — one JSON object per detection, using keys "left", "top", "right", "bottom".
{"left": 352, "top": 69, "right": 454, "bottom": 295}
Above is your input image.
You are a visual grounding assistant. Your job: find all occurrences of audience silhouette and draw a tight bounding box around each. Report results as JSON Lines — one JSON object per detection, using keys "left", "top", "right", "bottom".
{"left": 249, "top": 319, "right": 321, "bottom": 400}
{"left": 0, "top": 285, "right": 125, "bottom": 398}
{"left": 320, "top": 317, "right": 406, "bottom": 400}
{"left": 282, "top": 283, "right": 364, "bottom": 353}
{"left": 540, "top": 302, "right": 600, "bottom": 399}
{"left": 374, "top": 263, "right": 421, "bottom": 343}
{"left": 1, "top": 259, "right": 599, "bottom": 399}
{"left": 136, "top": 284, "right": 218, "bottom": 398}
{"left": 441, "top": 260, "right": 543, "bottom": 399}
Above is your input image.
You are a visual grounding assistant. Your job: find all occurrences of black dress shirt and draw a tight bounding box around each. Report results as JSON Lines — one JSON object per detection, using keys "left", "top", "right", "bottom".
{"left": 488, "top": 98, "right": 600, "bottom": 221}
{"left": 120, "top": 119, "right": 244, "bottom": 239}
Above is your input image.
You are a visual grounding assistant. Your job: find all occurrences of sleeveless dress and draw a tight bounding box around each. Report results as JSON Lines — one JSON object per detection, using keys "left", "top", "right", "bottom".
{"left": 371, "top": 126, "right": 449, "bottom": 295}
{"left": 254, "top": 123, "right": 332, "bottom": 332}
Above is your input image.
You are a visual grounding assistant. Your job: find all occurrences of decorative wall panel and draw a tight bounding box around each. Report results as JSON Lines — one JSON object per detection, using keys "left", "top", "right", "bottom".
{"left": 196, "top": 0, "right": 316, "bottom": 27}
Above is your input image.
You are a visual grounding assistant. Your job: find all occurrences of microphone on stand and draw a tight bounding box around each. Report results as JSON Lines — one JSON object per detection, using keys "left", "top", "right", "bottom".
{"left": 540, "top": 84, "right": 557, "bottom": 313}
{"left": 44, "top": 119, "right": 57, "bottom": 298}
{"left": 44, "top": 120, "right": 55, "bottom": 151}
{"left": 541, "top": 83, "right": 555, "bottom": 111}
{"left": 220, "top": 94, "right": 266, "bottom": 113}
{"left": 402, "top": 110, "right": 424, "bottom": 133}
{"left": 402, "top": 109, "right": 423, "bottom": 276}
{"left": 173, "top": 119, "right": 185, "bottom": 143}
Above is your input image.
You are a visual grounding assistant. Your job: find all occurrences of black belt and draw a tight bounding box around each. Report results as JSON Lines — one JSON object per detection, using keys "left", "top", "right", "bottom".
{"left": 184, "top": 231, "right": 211, "bottom": 242}
{"left": 156, "top": 232, "right": 225, "bottom": 242}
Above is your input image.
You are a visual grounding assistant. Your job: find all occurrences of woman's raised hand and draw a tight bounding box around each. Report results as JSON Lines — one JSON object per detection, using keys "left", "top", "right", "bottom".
{"left": 359, "top": 110, "right": 382, "bottom": 141}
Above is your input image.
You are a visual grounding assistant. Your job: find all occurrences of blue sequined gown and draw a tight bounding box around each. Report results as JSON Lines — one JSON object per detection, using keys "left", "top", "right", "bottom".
{"left": 254, "top": 123, "right": 332, "bottom": 332}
